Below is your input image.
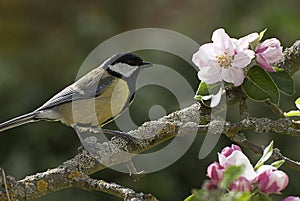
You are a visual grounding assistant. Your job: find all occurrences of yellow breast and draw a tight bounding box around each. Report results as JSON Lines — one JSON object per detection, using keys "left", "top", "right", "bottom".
{"left": 58, "top": 79, "right": 130, "bottom": 127}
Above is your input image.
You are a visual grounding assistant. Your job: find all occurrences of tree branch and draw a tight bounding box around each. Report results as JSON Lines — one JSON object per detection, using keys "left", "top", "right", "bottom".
{"left": 74, "top": 174, "right": 158, "bottom": 201}
{"left": 1, "top": 40, "right": 300, "bottom": 201}
{"left": 1, "top": 103, "right": 300, "bottom": 200}
{"left": 276, "top": 40, "right": 300, "bottom": 76}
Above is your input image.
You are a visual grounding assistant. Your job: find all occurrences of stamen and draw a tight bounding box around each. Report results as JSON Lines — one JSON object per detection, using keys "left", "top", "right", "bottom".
{"left": 216, "top": 53, "right": 233, "bottom": 69}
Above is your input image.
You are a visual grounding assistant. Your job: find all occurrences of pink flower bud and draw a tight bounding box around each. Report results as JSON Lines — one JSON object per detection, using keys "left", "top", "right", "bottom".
{"left": 218, "top": 144, "right": 256, "bottom": 181}
{"left": 230, "top": 176, "right": 253, "bottom": 192}
{"left": 255, "top": 38, "right": 283, "bottom": 72}
{"left": 203, "top": 180, "right": 218, "bottom": 191}
{"left": 283, "top": 196, "right": 300, "bottom": 201}
{"left": 221, "top": 144, "right": 242, "bottom": 157}
{"left": 255, "top": 165, "right": 289, "bottom": 193}
{"left": 207, "top": 162, "right": 224, "bottom": 184}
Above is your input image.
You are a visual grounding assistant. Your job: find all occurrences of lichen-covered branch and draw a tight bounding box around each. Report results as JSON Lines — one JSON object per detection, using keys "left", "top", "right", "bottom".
{"left": 0, "top": 104, "right": 203, "bottom": 201}
{"left": 1, "top": 103, "right": 300, "bottom": 201}
{"left": 1, "top": 41, "right": 300, "bottom": 201}
{"left": 74, "top": 174, "right": 158, "bottom": 201}
{"left": 276, "top": 40, "right": 300, "bottom": 76}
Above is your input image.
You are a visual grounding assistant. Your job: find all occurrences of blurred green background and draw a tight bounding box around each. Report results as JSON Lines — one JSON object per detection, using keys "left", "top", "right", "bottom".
{"left": 0, "top": 0, "right": 300, "bottom": 200}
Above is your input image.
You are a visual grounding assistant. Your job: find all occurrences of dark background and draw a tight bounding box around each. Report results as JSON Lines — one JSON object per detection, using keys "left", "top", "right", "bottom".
{"left": 0, "top": 0, "right": 299, "bottom": 200}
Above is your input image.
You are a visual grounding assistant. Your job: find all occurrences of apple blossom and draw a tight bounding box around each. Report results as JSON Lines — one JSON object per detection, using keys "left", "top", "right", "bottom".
{"left": 255, "top": 165, "right": 289, "bottom": 193}
{"left": 203, "top": 180, "right": 218, "bottom": 191}
{"left": 218, "top": 145, "right": 256, "bottom": 181}
{"left": 192, "top": 28, "right": 255, "bottom": 86}
{"left": 283, "top": 196, "right": 300, "bottom": 201}
{"left": 234, "top": 32, "right": 259, "bottom": 50}
{"left": 229, "top": 176, "right": 252, "bottom": 192}
{"left": 220, "top": 144, "right": 242, "bottom": 157}
{"left": 207, "top": 162, "right": 224, "bottom": 184}
{"left": 255, "top": 38, "right": 283, "bottom": 72}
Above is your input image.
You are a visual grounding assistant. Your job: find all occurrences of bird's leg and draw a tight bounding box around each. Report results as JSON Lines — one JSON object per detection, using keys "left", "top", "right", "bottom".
{"left": 102, "top": 128, "right": 135, "bottom": 142}
{"left": 124, "top": 159, "right": 146, "bottom": 182}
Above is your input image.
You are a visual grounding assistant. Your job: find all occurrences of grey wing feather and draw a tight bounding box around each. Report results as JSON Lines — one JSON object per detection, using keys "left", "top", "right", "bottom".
{"left": 36, "top": 68, "right": 114, "bottom": 111}
{"left": 36, "top": 86, "right": 79, "bottom": 110}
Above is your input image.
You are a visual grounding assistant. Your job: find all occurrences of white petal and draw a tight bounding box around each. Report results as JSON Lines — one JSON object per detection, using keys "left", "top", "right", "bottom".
{"left": 192, "top": 51, "right": 206, "bottom": 69}
{"left": 221, "top": 68, "right": 245, "bottom": 86}
{"left": 233, "top": 51, "right": 253, "bottom": 68}
{"left": 264, "top": 47, "right": 283, "bottom": 63}
{"left": 256, "top": 165, "right": 275, "bottom": 175}
{"left": 225, "top": 151, "right": 256, "bottom": 181}
{"left": 218, "top": 153, "right": 226, "bottom": 167}
{"left": 200, "top": 43, "right": 218, "bottom": 60}
{"left": 237, "top": 33, "right": 259, "bottom": 50}
{"left": 243, "top": 49, "right": 255, "bottom": 59}
{"left": 197, "top": 63, "right": 222, "bottom": 84}
{"left": 210, "top": 87, "right": 223, "bottom": 107}
{"left": 212, "top": 28, "right": 234, "bottom": 55}
{"left": 192, "top": 43, "right": 219, "bottom": 69}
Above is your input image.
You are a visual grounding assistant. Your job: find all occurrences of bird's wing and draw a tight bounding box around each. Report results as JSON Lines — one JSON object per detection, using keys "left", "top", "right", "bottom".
{"left": 36, "top": 68, "right": 114, "bottom": 111}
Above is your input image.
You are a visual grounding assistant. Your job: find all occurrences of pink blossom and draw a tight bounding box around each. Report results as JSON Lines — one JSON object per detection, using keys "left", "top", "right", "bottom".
{"left": 207, "top": 162, "right": 224, "bottom": 184}
{"left": 283, "top": 196, "right": 300, "bottom": 201}
{"left": 234, "top": 32, "right": 259, "bottom": 50}
{"left": 230, "top": 176, "right": 253, "bottom": 192}
{"left": 221, "top": 144, "right": 242, "bottom": 157}
{"left": 255, "top": 165, "right": 289, "bottom": 193}
{"left": 203, "top": 180, "right": 218, "bottom": 191}
{"left": 218, "top": 145, "right": 256, "bottom": 181}
{"left": 255, "top": 38, "right": 283, "bottom": 72}
{"left": 192, "top": 28, "right": 255, "bottom": 86}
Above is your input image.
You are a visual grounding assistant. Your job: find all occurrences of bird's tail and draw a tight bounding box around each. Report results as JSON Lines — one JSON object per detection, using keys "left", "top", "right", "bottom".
{"left": 0, "top": 112, "right": 39, "bottom": 133}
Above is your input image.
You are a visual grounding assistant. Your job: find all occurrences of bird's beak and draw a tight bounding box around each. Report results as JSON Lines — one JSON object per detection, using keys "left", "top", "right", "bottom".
{"left": 140, "top": 61, "right": 153, "bottom": 68}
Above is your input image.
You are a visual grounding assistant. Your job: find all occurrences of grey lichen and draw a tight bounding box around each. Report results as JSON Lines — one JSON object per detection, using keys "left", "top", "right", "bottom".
{"left": 276, "top": 40, "right": 300, "bottom": 76}
{"left": 254, "top": 118, "right": 272, "bottom": 133}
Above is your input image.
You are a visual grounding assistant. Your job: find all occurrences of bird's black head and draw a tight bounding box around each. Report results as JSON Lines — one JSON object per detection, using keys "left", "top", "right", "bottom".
{"left": 104, "top": 53, "right": 152, "bottom": 78}
{"left": 111, "top": 53, "right": 151, "bottom": 66}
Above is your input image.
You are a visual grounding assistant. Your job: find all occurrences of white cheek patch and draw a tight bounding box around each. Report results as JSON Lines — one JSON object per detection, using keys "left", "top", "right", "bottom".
{"left": 109, "top": 63, "right": 138, "bottom": 77}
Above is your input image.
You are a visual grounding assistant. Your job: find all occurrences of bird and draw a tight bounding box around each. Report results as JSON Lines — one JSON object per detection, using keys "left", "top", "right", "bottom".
{"left": 0, "top": 52, "right": 152, "bottom": 134}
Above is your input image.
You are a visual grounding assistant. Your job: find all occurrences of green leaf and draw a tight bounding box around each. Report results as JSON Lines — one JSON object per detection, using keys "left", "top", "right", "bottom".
{"left": 184, "top": 189, "right": 204, "bottom": 201}
{"left": 184, "top": 194, "right": 199, "bottom": 201}
{"left": 226, "top": 191, "right": 251, "bottom": 201}
{"left": 249, "top": 29, "right": 266, "bottom": 50}
{"left": 296, "top": 97, "right": 300, "bottom": 109}
{"left": 195, "top": 82, "right": 209, "bottom": 98}
{"left": 242, "top": 66, "right": 279, "bottom": 105}
{"left": 249, "top": 193, "right": 273, "bottom": 201}
{"left": 254, "top": 141, "right": 273, "bottom": 170}
{"left": 273, "top": 67, "right": 285, "bottom": 72}
{"left": 284, "top": 110, "right": 300, "bottom": 117}
{"left": 269, "top": 71, "right": 295, "bottom": 96}
{"left": 235, "top": 192, "right": 251, "bottom": 201}
{"left": 271, "top": 160, "right": 285, "bottom": 169}
{"left": 258, "top": 28, "right": 267, "bottom": 41}
{"left": 220, "top": 165, "right": 244, "bottom": 189}
{"left": 194, "top": 82, "right": 223, "bottom": 107}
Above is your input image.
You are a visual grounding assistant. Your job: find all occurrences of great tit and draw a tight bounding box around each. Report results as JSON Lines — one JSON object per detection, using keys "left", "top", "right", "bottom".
{"left": 0, "top": 53, "right": 152, "bottom": 133}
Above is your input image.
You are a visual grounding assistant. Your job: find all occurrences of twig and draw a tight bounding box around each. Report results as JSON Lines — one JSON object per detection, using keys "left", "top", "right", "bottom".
{"left": 74, "top": 174, "right": 158, "bottom": 201}
{"left": 238, "top": 88, "right": 249, "bottom": 119}
{"left": 1, "top": 104, "right": 300, "bottom": 200}
{"left": 264, "top": 100, "right": 285, "bottom": 118}
{"left": 1, "top": 169, "right": 11, "bottom": 201}
{"left": 230, "top": 133, "right": 300, "bottom": 171}
{"left": 0, "top": 40, "right": 300, "bottom": 201}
